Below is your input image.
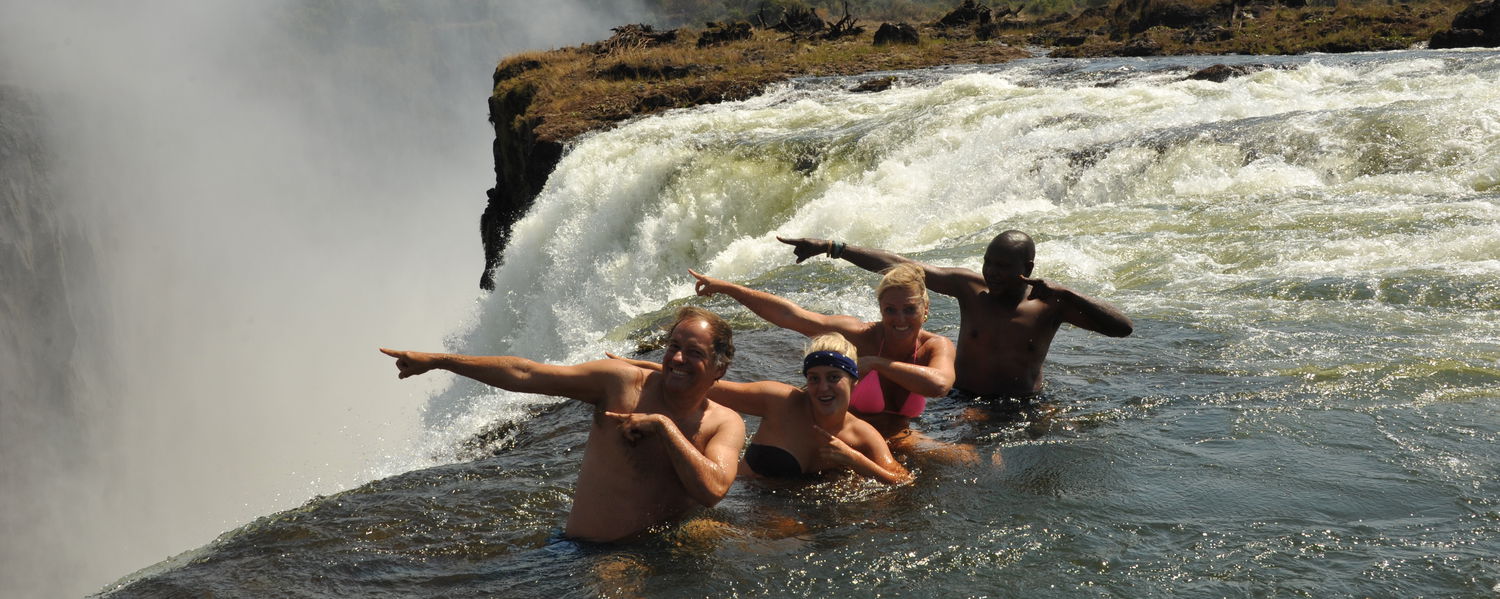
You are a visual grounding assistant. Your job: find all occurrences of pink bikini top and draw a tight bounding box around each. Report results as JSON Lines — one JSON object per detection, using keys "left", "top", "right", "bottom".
{"left": 849, "top": 371, "right": 926, "bottom": 418}
{"left": 847, "top": 334, "right": 927, "bottom": 418}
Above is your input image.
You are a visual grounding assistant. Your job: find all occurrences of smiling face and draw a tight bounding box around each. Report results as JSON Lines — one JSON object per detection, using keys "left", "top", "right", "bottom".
{"left": 803, "top": 364, "right": 854, "bottom": 417}
{"left": 878, "top": 287, "right": 927, "bottom": 341}
{"left": 660, "top": 317, "right": 727, "bottom": 395}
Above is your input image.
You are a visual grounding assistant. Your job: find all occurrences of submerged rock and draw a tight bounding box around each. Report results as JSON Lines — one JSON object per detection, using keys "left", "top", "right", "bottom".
{"left": 1187, "top": 63, "right": 1261, "bottom": 81}
{"left": 850, "top": 75, "right": 897, "bottom": 93}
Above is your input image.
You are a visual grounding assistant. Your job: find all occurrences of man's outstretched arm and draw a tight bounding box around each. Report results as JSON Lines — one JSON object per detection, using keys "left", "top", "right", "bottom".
{"left": 380, "top": 348, "right": 622, "bottom": 404}
{"left": 777, "top": 236, "right": 981, "bottom": 298}
{"left": 1021, "top": 276, "right": 1134, "bottom": 337}
{"left": 690, "top": 269, "right": 864, "bottom": 338}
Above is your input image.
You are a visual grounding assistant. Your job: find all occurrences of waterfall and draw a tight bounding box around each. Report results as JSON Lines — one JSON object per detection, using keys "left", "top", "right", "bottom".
{"left": 421, "top": 51, "right": 1500, "bottom": 452}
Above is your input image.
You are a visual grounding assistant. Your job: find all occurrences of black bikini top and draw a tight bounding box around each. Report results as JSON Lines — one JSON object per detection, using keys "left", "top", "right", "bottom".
{"left": 744, "top": 443, "right": 804, "bottom": 478}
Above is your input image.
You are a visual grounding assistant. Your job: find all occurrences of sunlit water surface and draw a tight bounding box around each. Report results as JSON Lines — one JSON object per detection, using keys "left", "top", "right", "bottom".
{"left": 102, "top": 49, "right": 1499, "bottom": 597}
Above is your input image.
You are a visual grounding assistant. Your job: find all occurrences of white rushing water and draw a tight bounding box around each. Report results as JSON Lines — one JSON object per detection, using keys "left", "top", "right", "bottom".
{"left": 427, "top": 49, "right": 1500, "bottom": 453}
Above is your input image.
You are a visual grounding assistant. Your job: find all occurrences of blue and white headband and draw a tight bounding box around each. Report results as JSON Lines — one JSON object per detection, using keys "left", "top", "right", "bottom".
{"left": 802, "top": 350, "right": 858, "bottom": 380}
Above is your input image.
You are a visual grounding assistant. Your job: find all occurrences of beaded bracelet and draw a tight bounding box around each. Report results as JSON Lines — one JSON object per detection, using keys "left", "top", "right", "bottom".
{"left": 829, "top": 240, "right": 845, "bottom": 259}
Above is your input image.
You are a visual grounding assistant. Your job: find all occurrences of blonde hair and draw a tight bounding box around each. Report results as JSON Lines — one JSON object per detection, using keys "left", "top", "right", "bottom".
{"left": 875, "top": 263, "right": 930, "bottom": 310}
{"left": 805, "top": 333, "right": 858, "bottom": 362}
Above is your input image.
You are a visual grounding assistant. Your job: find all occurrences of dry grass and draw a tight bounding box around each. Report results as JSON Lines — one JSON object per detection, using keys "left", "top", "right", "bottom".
{"left": 495, "top": 27, "right": 1027, "bottom": 142}
{"left": 1046, "top": 0, "right": 1467, "bottom": 57}
{"left": 497, "top": 0, "right": 1471, "bottom": 142}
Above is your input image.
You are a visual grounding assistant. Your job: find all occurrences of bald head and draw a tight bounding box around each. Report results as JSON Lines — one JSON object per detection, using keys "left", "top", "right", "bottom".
{"left": 982, "top": 229, "right": 1036, "bottom": 290}
{"left": 987, "top": 230, "right": 1035, "bottom": 261}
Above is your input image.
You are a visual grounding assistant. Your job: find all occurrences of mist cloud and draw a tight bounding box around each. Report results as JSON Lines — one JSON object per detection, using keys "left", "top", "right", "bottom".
{"left": 0, "top": 1, "right": 652, "bottom": 595}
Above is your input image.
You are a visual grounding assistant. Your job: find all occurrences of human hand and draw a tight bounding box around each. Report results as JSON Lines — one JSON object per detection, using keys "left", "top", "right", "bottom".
{"left": 856, "top": 355, "right": 888, "bottom": 376}
{"left": 688, "top": 269, "right": 728, "bottom": 297}
{"left": 776, "top": 236, "right": 830, "bottom": 264}
{"left": 1021, "top": 275, "right": 1069, "bottom": 302}
{"left": 605, "top": 411, "right": 665, "bottom": 444}
{"left": 380, "top": 348, "right": 437, "bottom": 379}
{"left": 813, "top": 426, "right": 859, "bottom": 466}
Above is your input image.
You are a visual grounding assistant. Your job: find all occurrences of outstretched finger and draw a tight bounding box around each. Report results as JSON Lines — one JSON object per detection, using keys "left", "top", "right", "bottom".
{"left": 776, "top": 235, "right": 813, "bottom": 263}
{"left": 688, "top": 269, "right": 715, "bottom": 296}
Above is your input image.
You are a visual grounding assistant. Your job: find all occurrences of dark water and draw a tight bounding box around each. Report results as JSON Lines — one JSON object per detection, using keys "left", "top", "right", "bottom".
{"left": 99, "top": 50, "right": 1500, "bottom": 597}
{"left": 100, "top": 325, "right": 1500, "bottom": 597}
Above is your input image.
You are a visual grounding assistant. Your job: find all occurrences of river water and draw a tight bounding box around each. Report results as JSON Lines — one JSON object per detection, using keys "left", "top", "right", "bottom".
{"left": 101, "top": 49, "right": 1499, "bottom": 597}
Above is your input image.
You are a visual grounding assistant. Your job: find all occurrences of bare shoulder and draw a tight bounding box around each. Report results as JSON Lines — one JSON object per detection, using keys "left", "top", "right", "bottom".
{"left": 590, "top": 360, "right": 648, "bottom": 412}
{"left": 597, "top": 358, "right": 649, "bottom": 390}
{"left": 704, "top": 399, "right": 746, "bottom": 435}
{"left": 841, "top": 414, "right": 887, "bottom": 451}
{"left": 925, "top": 264, "right": 987, "bottom": 298}
{"left": 848, "top": 320, "right": 883, "bottom": 346}
{"left": 917, "top": 330, "right": 955, "bottom": 352}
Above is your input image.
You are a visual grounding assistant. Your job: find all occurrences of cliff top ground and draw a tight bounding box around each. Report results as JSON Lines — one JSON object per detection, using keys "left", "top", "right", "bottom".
{"left": 476, "top": 0, "right": 1480, "bottom": 287}
{"left": 494, "top": 0, "right": 1471, "bottom": 144}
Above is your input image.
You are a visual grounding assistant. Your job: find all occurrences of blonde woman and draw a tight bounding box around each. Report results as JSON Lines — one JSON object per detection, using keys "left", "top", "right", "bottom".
{"left": 690, "top": 263, "right": 955, "bottom": 440}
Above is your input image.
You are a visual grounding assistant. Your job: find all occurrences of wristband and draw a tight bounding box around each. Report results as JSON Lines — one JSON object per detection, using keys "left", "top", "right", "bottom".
{"left": 829, "top": 241, "right": 845, "bottom": 259}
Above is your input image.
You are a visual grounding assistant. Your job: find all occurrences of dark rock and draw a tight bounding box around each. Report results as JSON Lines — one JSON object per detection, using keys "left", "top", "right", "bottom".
{"left": 1451, "top": 0, "right": 1500, "bottom": 31}
{"left": 1115, "top": 0, "right": 1224, "bottom": 35}
{"left": 1187, "top": 25, "right": 1233, "bottom": 43}
{"left": 698, "top": 21, "right": 753, "bottom": 47}
{"left": 993, "top": 14, "right": 1035, "bottom": 30}
{"left": 873, "top": 22, "right": 920, "bottom": 45}
{"left": 1431, "top": 27, "right": 1492, "bottom": 48}
{"left": 637, "top": 93, "right": 676, "bottom": 110}
{"left": 481, "top": 79, "right": 563, "bottom": 290}
{"left": 1121, "top": 36, "right": 1163, "bottom": 56}
{"left": 937, "top": 0, "right": 992, "bottom": 28}
{"left": 596, "top": 62, "right": 700, "bottom": 81}
{"left": 976, "top": 21, "right": 1001, "bottom": 40}
{"left": 1055, "top": 34, "right": 1090, "bottom": 46}
{"left": 1188, "top": 63, "right": 1247, "bottom": 81}
{"left": 493, "top": 59, "right": 542, "bottom": 85}
{"left": 850, "top": 76, "right": 896, "bottom": 92}
{"left": 1430, "top": 0, "right": 1500, "bottom": 48}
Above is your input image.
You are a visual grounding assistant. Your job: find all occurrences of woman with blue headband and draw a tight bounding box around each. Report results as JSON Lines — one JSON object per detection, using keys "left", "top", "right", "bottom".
{"left": 689, "top": 264, "right": 956, "bottom": 442}
{"left": 617, "top": 333, "right": 909, "bottom": 484}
